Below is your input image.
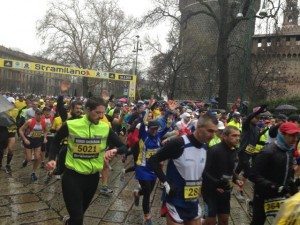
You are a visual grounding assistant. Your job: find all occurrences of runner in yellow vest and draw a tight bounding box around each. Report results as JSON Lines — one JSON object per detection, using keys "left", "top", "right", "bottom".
{"left": 272, "top": 192, "right": 300, "bottom": 225}
{"left": 228, "top": 112, "right": 242, "bottom": 131}
{"left": 2, "top": 99, "right": 19, "bottom": 174}
{"left": 254, "top": 127, "right": 269, "bottom": 154}
{"left": 46, "top": 98, "right": 127, "bottom": 225}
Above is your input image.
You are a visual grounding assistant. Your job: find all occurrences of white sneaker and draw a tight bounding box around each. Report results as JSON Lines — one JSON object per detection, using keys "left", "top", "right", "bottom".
{"left": 234, "top": 190, "right": 245, "bottom": 202}
{"left": 108, "top": 163, "right": 113, "bottom": 171}
{"left": 246, "top": 199, "right": 253, "bottom": 216}
{"left": 120, "top": 168, "right": 126, "bottom": 182}
{"left": 63, "top": 215, "right": 70, "bottom": 224}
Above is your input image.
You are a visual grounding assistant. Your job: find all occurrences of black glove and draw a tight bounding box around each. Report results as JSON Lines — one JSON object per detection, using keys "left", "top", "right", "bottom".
{"left": 217, "top": 178, "right": 232, "bottom": 191}
{"left": 269, "top": 183, "right": 280, "bottom": 195}
{"left": 259, "top": 104, "right": 268, "bottom": 113}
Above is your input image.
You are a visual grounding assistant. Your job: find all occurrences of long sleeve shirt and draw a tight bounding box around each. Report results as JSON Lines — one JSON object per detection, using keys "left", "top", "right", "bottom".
{"left": 202, "top": 141, "right": 238, "bottom": 193}
{"left": 48, "top": 123, "right": 127, "bottom": 160}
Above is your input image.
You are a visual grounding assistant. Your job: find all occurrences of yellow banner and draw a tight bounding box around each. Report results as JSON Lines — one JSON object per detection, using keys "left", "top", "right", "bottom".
{"left": 0, "top": 58, "right": 136, "bottom": 98}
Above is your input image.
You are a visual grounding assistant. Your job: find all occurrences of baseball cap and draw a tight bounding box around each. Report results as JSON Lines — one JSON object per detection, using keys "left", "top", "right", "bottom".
{"left": 288, "top": 114, "right": 300, "bottom": 123}
{"left": 35, "top": 109, "right": 43, "bottom": 115}
{"left": 233, "top": 112, "right": 241, "bottom": 117}
{"left": 211, "top": 111, "right": 217, "bottom": 116}
{"left": 217, "top": 121, "right": 225, "bottom": 130}
{"left": 148, "top": 120, "right": 160, "bottom": 128}
{"left": 7, "top": 97, "right": 15, "bottom": 104}
{"left": 186, "top": 109, "right": 193, "bottom": 114}
{"left": 279, "top": 122, "right": 300, "bottom": 135}
{"left": 277, "top": 114, "right": 288, "bottom": 121}
{"left": 180, "top": 112, "right": 191, "bottom": 119}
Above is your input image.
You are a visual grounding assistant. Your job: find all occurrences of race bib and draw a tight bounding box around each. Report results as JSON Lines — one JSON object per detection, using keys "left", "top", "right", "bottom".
{"left": 184, "top": 185, "right": 201, "bottom": 200}
{"left": 31, "top": 131, "right": 43, "bottom": 138}
{"left": 145, "top": 148, "right": 158, "bottom": 159}
{"left": 73, "top": 138, "right": 101, "bottom": 159}
{"left": 245, "top": 144, "right": 256, "bottom": 154}
{"left": 264, "top": 197, "right": 285, "bottom": 217}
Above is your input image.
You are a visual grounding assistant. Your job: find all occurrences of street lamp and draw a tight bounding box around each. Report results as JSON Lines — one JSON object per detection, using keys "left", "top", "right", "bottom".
{"left": 133, "top": 35, "right": 142, "bottom": 76}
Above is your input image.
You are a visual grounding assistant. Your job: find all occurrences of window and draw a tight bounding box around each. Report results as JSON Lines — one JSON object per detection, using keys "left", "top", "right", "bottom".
{"left": 267, "top": 38, "right": 271, "bottom": 47}
{"left": 296, "top": 36, "right": 300, "bottom": 45}
{"left": 258, "top": 38, "right": 262, "bottom": 48}
{"left": 286, "top": 37, "right": 290, "bottom": 46}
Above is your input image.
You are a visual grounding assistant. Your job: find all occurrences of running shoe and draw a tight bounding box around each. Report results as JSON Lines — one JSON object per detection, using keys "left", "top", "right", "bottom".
{"left": 31, "top": 172, "right": 38, "bottom": 182}
{"left": 100, "top": 186, "right": 113, "bottom": 195}
{"left": 234, "top": 189, "right": 245, "bottom": 202}
{"left": 120, "top": 168, "right": 126, "bottom": 182}
{"left": 22, "top": 160, "right": 28, "bottom": 168}
{"left": 133, "top": 189, "right": 140, "bottom": 206}
{"left": 63, "top": 215, "right": 70, "bottom": 225}
{"left": 121, "top": 155, "right": 127, "bottom": 163}
{"left": 108, "top": 163, "right": 113, "bottom": 171}
{"left": 143, "top": 218, "right": 153, "bottom": 225}
{"left": 246, "top": 199, "right": 253, "bottom": 217}
{"left": 44, "top": 173, "right": 52, "bottom": 184}
{"left": 5, "top": 165, "right": 12, "bottom": 174}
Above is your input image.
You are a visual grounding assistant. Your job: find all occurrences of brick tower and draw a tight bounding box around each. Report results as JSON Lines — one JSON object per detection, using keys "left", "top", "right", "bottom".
{"left": 251, "top": 0, "right": 300, "bottom": 100}
{"left": 177, "top": 0, "right": 257, "bottom": 102}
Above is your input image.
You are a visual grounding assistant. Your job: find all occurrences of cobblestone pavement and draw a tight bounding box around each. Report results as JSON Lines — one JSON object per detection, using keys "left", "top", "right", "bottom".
{"left": 0, "top": 142, "right": 272, "bottom": 225}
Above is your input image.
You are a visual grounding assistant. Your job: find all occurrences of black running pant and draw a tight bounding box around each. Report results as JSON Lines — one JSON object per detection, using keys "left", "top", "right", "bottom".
{"left": 138, "top": 180, "right": 156, "bottom": 214}
{"left": 62, "top": 169, "right": 99, "bottom": 225}
{"left": 0, "top": 127, "right": 8, "bottom": 166}
{"left": 250, "top": 194, "right": 266, "bottom": 225}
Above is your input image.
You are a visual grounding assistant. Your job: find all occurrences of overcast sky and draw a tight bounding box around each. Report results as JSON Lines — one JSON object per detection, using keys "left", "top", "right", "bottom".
{"left": 1, "top": 0, "right": 293, "bottom": 65}
{"left": 0, "top": 0, "right": 169, "bottom": 57}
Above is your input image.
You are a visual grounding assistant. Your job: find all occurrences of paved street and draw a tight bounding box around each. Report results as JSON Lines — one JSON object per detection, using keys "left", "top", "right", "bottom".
{"left": 0, "top": 142, "right": 272, "bottom": 225}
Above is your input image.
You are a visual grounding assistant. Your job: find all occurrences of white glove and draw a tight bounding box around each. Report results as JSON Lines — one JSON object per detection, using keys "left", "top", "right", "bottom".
{"left": 163, "top": 181, "right": 171, "bottom": 194}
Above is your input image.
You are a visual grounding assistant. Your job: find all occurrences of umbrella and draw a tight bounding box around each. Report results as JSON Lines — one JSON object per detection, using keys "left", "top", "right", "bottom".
{"left": 0, "top": 95, "right": 14, "bottom": 113}
{"left": 0, "top": 113, "right": 15, "bottom": 127}
{"left": 118, "top": 97, "right": 128, "bottom": 103}
{"left": 275, "top": 104, "right": 298, "bottom": 111}
{"left": 259, "top": 111, "right": 272, "bottom": 117}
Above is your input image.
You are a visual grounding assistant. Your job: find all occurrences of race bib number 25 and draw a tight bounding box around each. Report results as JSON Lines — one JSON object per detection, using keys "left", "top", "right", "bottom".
{"left": 184, "top": 185, "right": 201, "bottom": 200}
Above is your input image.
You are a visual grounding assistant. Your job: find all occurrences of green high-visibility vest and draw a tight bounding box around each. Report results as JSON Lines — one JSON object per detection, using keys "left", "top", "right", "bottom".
{"left": 254, "top": 128, "right": 269, "bottom": 153}
{"left": 65, "top": 115, "right": 109, "bottom": 174}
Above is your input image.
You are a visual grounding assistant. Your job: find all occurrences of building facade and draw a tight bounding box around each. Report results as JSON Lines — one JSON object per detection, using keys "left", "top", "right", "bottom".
{"left": 251, "top": 0, "right": 300, "bottom": 100}
{"left": 0, "top": 46, "right": 82, "bottom": 96}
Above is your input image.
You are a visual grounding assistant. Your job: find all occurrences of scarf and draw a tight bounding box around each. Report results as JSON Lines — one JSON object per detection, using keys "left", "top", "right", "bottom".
{"left": 275, "top": 132, "right": 294, "bottom": 152}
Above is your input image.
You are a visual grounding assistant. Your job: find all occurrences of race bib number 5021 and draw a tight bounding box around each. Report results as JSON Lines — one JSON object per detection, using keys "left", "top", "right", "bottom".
{"left": 73, "top": 138, "right": 101, "bottom": 159}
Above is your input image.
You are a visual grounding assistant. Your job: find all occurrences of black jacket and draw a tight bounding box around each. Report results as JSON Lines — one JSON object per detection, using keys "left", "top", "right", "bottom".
{"left": 252, "top": 143, "right": 294, "bottom": 198}
{"left": 202, "top": 141, "right": 238, "bottom": 194}
{"left": 239, "top": 107, "right": 265, "bottom": 153}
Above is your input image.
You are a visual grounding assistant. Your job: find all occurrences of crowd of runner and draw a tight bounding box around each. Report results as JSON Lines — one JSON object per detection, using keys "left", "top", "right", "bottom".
{"left": 0, "top": 81, "right": 299, "bottom": 225}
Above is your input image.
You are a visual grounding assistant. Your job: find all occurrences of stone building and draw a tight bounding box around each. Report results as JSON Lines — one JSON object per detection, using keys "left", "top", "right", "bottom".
{"left": 251, "top": 0, "right": 300, "bottom": 100}
{"left": 177, "top": 0, "right": 257, "bottom": 101}
{"left": 0, "top": 46, "right": 82, "bottom": 96}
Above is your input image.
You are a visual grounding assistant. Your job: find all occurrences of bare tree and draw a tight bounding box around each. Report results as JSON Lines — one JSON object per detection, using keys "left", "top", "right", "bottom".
{"left": 147, "top": 53, "right": 169, "bottom": 97}
{"left": 140, "top": 0, "right": 283, "bottom": 108}
{"left": 247, "top": 53, "right": 286, "bottom": 102}
{"left": 37, "top": 0, "right": 136, "bottom": 96}
{"left": 145, "top": 23, "right": 203, "bottom": 99}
